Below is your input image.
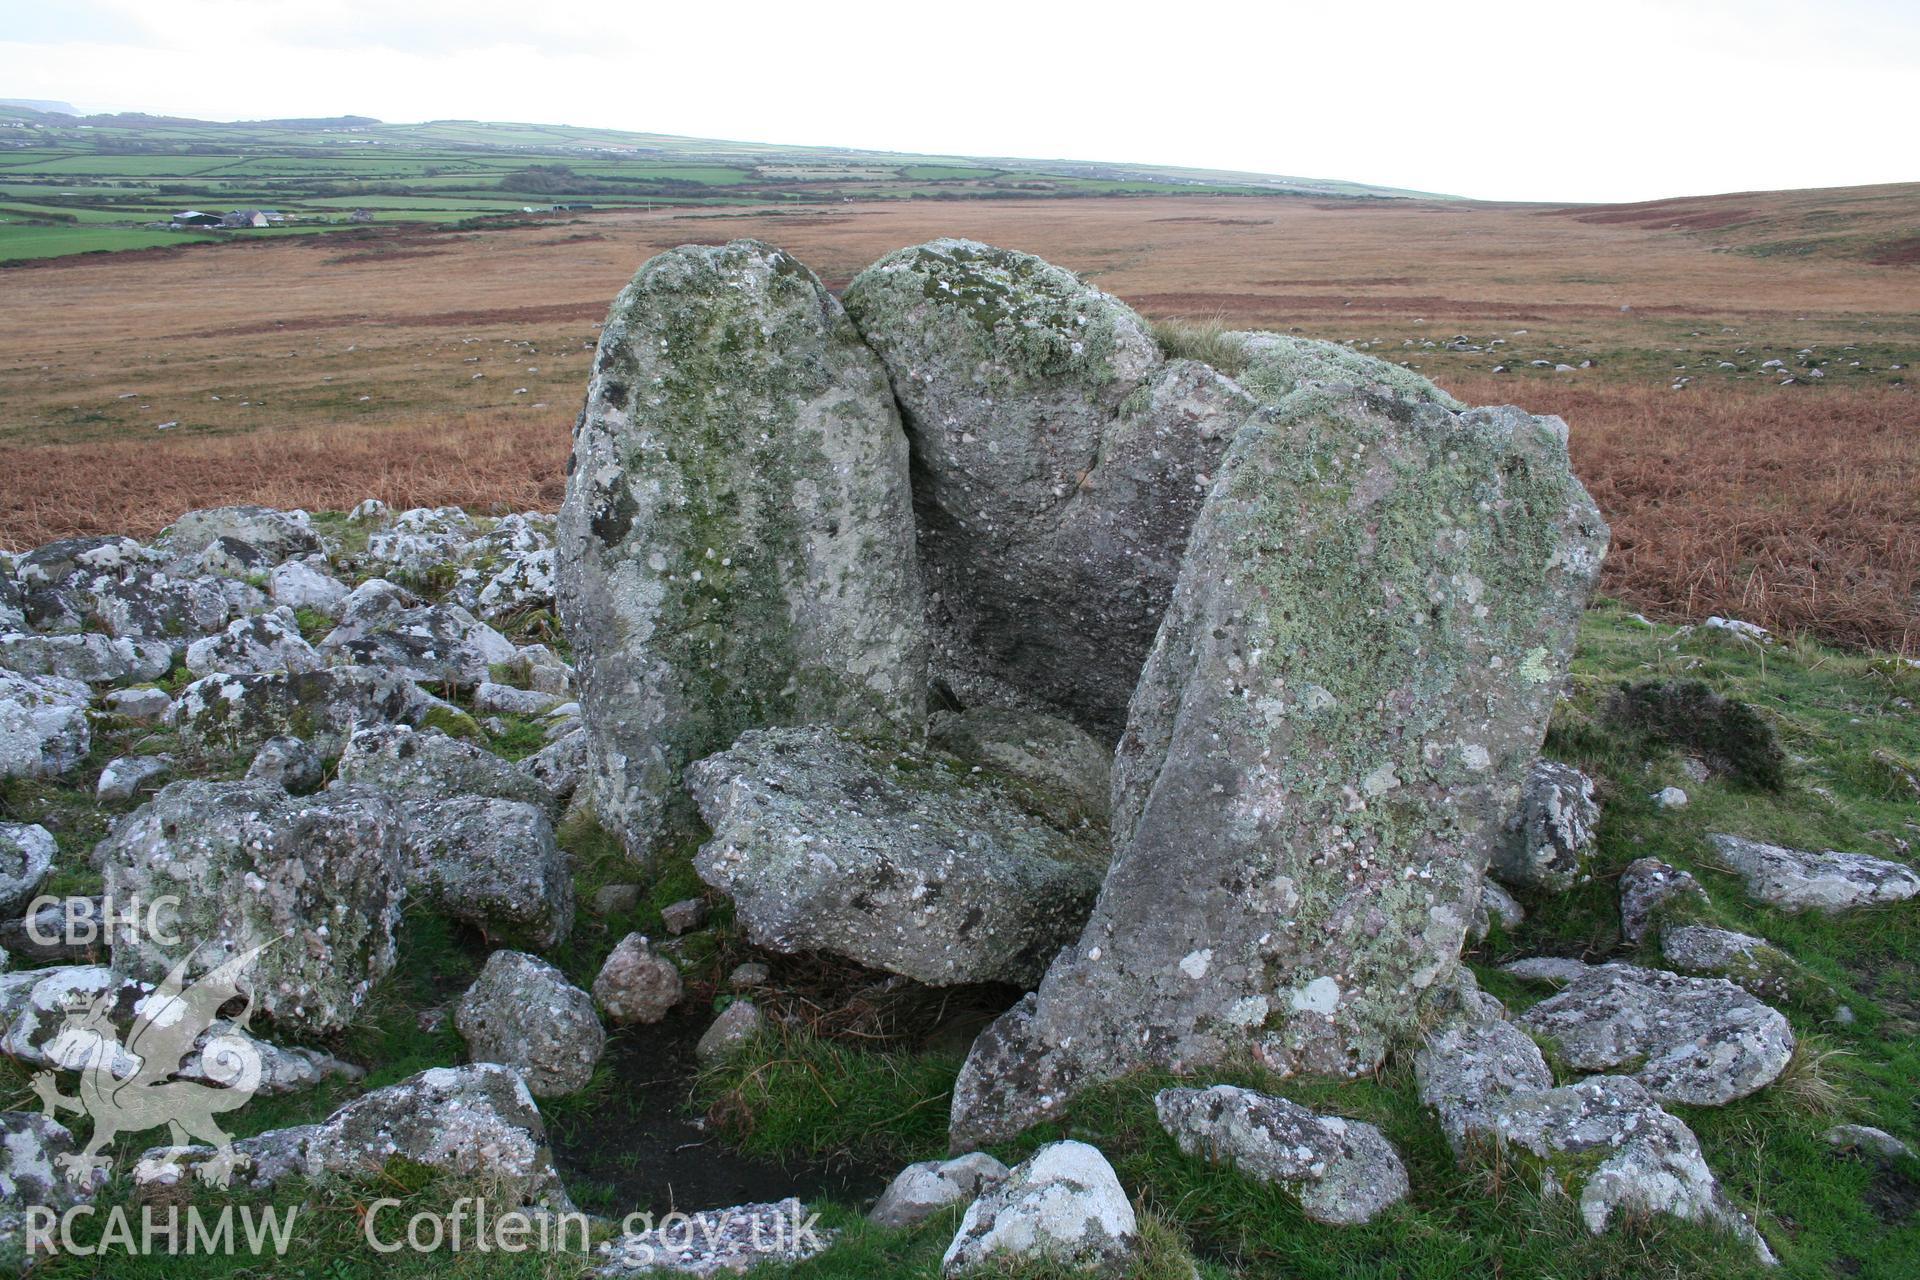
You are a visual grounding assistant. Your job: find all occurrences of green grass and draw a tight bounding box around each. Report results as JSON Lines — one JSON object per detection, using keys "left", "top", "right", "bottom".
{"left": 4, "top": 599, "right": 1915, "bottom": 1277}
{"left": 0, "top": 223, "right": 215, "bottom": 261}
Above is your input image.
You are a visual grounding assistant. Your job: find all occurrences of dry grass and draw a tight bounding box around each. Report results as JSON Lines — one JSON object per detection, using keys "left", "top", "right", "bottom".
{"left": 0, "top": 412, "right": 570, "bottom": 543}
{"left": 1447, "top": 378, "right": 1919, "bottom": 657}
{"left": 0, "top": 192, "right": 1913, "bottom": 656}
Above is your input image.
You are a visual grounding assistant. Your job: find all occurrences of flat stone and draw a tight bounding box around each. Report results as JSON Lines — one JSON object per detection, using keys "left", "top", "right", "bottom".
{"left": 1708, "top": 833, "right": 1920, "bottom": 913}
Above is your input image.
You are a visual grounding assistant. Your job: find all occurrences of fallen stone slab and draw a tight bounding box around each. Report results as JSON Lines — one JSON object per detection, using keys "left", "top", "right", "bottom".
{"left": 688, "top": 726, "right": 1108, "bottom": 987}
{"left": 1708, "top": 833, "right": 1920, "bottom": 914}
{"left": 1155, "top": 1085, "right": 1408, "bottom": 1225}
{"left": 1518, "top": 963, "right": 1793, "bottom": 1106}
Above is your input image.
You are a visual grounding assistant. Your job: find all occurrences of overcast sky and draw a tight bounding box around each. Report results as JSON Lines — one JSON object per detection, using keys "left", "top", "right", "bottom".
{"left": 4, "top": 0, "right": 1916, "bottom": 202}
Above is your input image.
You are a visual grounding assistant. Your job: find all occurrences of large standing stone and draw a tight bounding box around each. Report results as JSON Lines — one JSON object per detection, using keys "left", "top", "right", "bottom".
{"left": 688, "top": 726, "right": 1108, "bottom": 987}
{"left": 94, "top": 780, "right": 406, "bottom": 1034}
{"left": 558, "top": 240, "right": 927, "bottom": 860}
{"left": 844, "top": 240, "right": 1250, "bottom": 737}
{"left": 949, "top": 389, "right": 1607, "bottom": 1147}
{"left": 1154, "top": 1085, "right": 1408, "bottom": 1225}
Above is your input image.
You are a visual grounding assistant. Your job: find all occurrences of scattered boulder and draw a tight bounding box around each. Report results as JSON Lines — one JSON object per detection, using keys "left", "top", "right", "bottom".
{"left": 268, "top": 558, "right": 350, "bottom": 616}
{"left": 520, "top": 727, "right": 586, "bottom": 806}
{"left": 0, "top": 632, "right": 172, "bottom": 685}
{"left": 1708, "top": 833, "right": 1920, "bottom": 913}
{"left": 473, "top": 681, "right": 565, "bottom": 717}
{"left": 1499, "top": 956, "right": 1595, "bottom": 986}
{"left": 1472, "top": 879, "right": 1526, "bottom": 940}
{"left": 1824, "top": 1124, "right": 1914, "bottom": 1162}
{"left": 0, "top": 898, "right": 100, "bottom": 964}
{"left": 101, "top": 686, "right": 172, "bottom": 723}
{"left": 695, "top": 999, "right": 764, "bottom": 1065}
{"left": 95, "top": 780, "right": 406, "bottom": 1034}
{"left": 0, "top": 964, "right": 361, "bottom": 1094}
{"left": 1492, "top": 760, "right": 1599, "bottom": 893}
{"left": 927, "top": 707, "right": 1113, "bottom": 829}
{"left": 335, "top": 723, "right": 553, "bottom": 813}
{"left": 134, "top": 1124, "right": 320, "bottom": 1193}
{"left": 1518, "top": 963, "right": 1793, "bottom": 1106}
{"left": 870, "top": 1152, "right": 1009, "bottom": 1229}
{"left": 845, "top": 239, "right": 1248, "bottom": 736}
{"left": 79, "top": 569, "right": 230, "bottom": 642}
{"left": 1225, "top": 330, "right": 1464, "bottom": 408}
{"left": 592, "top": 933, "right": 682, "bottom": 1025}
{"left": 303, "top": 1063, "right": 573, "bottom": 1209}
{"left": 96, "top": 753, "right": 172, "bottom": 803}
{"left": 318, "top": 601, "right": 515, "bottom": 688}
{"left": 941, "top": 1140, "right": 1136, "bottom": 1277}
{"left": 364, "top": 506, "right": 478, "bottom": 577}
{"left": 245, "top": 734, "right": 324, "bottom": 793}
{"left": 455, "top": 950, "right": 604, "bottom": 1098}
{"left": 688, "top": 726, "right": 1107, "bottom": 987}
{"left": 951, "top": 389, "right": 1606, "bottom": 1146}
{"left": 1415, "top": 981, "right": 1555, "bottom": 1152}
{"left": 155, "top": 506, "right": 320, "bottom": 567}
{"left": 397, "top": 797, "right": 574, "bottom": 950}
{"left": 1619, "top": 857, "right": 1710, "bottom": 945}
{"left": 0, "top": 669, "right": 90, "bottom": 779}
{"left": 170, "top": 667, "right": 429, "bottom": 758}
{"left": 184, "top": 606, "right": 322, "bottom": 676}
{"left": 1485, "top": 1076, "right": 1773, "bottom": 1262}
{"left": 1603, "top": 680, "right": 1785, "bottom": 789}
{"left": 476, "top": 547, "right": 556, "bottom": 621}
{"left": 1659, "top": 925, "right": 1808, "bottom": 1004}
{"left": 598, "top": 1198, "right": 834, "bottom": 1278}
{"left": 0, "top": 1111, "right": 102, "bottom": 1269}
{"left": 557, "top": 239, "right": 928, "bottom": 859}
{"left": 0, "top": 823, "right": 56, "bottom": 916}
{"left": 1154, "top": 1084, "right": 1408, "bottom": 1225}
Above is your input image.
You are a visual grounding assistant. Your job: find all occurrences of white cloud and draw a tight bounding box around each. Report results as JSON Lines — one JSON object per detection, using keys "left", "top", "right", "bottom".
{"left": 3, "top": 0, "right": 1915, "bottom": 201}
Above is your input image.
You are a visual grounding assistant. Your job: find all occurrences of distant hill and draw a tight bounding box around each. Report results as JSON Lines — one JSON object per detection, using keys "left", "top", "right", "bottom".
{"left": 1, "top": 98, "right": 79, "bottom": 115}
{"left": 0, "top": 103, "right": 1450, "bottom": 202}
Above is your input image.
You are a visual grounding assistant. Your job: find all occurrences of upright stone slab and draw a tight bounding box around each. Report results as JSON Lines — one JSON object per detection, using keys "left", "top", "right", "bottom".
{"left": 844, "top": 239, "right": 1251, "bottom": 737}
{"left": 557, "top": 240, "right": 927, "bottom": 859}
{"left": 950, "top": 388, "right": 1608, "bottom": 1147}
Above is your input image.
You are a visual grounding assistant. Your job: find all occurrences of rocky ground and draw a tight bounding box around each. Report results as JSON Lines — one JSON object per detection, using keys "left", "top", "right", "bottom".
{"left": 1, "top": 244, "right": 1916, "bottom": 1279}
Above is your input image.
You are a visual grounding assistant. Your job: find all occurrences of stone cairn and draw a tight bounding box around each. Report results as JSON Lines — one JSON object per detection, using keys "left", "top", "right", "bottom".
{"left": 557, "top": 237, "right": 1609, "bottom": 1147}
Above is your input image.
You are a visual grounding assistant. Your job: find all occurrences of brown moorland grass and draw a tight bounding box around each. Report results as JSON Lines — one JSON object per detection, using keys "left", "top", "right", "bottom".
{"left": 1446, "top": 378, "right": 1919, "bottom": 656}
{"left": 0, "top": 191, "right": 1914, "bottom": 653}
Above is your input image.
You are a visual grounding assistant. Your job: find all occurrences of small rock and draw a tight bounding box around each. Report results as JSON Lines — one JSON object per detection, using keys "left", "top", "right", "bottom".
{"left": 245, "top": 734, "right": 324, "bottom": 794}
{"left": 1824, "top": 1124, "right": 1914, "bottom": 1161}
{"left": 101, "top": 686, "right": 172, "bottom": 723}
{"left": 473, "top": 682, "right": 565, "bottom": 717}
{"left": 1653, "top": 786, "right": 1690, "bottom": 810}
{"left": 728, "top": 962, "right": 770, "bottom": 989}
{"left": 597, "top": 1198, "right": 834, "bottom": 1277}
{"left": 96, "top": 753, "right": 172, "bottom": 803}
{"left": 455, "top": 951, "right": 605, "bottom": 1098}
{"left": 0, "top": 822, "right": 57, "bottom": 916}
{"left": 592, "top": 883, "right": 643, "bottom": 917}
{"left": 1619, "top": 857, "right": 1710, "bottom": 944}
{"left": 593, "top": 933, "right": 682, "bottom": 1024}
{"left": 1499, "top": 956, "right": 1596, "bottom": 986}
{"left": 661, "top": 898, "right": 708, "bottom": 936}
{"left": 941, "top": 1140, "right": 1137, "bottom": 1276}
{"left": 1155, "top": 1085, "right": 1408, "bottom": 1225}
{"left": 696, "top": 1000, "right": 764, "bottom": 1065}
{"left": 870, "top": 1153, "right": 1009, "bottom": 1229}
{"left": 1493, "top": 760, "right": 1598, "bottom": 892}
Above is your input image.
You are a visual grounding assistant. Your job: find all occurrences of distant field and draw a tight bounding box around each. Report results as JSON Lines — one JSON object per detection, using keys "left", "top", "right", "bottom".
{"left": 0, "top": 188, "right": 1913, "bottom": 654}
{"left": 0, "top": 221, "right": 216, "bottom": 257}
{"left": 0, "top": 106, "right": 1433, "bottom": 263}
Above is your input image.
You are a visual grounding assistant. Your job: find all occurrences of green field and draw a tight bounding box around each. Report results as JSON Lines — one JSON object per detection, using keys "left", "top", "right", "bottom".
{"left": 0, "top": 105, "right": 1452, "bottom": 263}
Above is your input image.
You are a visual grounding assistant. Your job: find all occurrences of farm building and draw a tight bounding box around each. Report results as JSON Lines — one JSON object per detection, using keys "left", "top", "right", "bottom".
{"left": 170, "top": 210, "right": 222, "bottom": 227}
{"left": 221, "top": 209, "right": 270, "bottom": 228}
